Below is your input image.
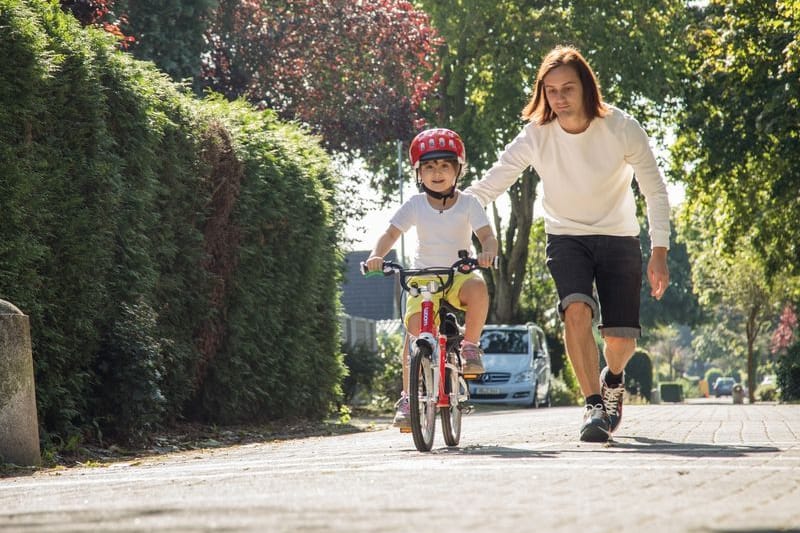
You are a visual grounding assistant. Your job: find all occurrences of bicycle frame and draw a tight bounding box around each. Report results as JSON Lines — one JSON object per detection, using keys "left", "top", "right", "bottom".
{"left": 416, "top": 284, "right": 450, "bottom": 409}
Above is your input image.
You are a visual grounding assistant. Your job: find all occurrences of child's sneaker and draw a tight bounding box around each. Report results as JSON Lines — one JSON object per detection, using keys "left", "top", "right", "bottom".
{"left": 460, "top": 341, "right": 485, "bottom": 374}
{"left": 392, "top": 393, "right": 410, "bottom": 430}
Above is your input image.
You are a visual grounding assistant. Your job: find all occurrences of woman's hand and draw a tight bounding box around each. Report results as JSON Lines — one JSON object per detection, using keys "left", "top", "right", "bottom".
{"left": 476, "top": 251, "right": 496, "bottom": 269}
{"left": 647, "top": 247, "right": 669, "bottom": 300}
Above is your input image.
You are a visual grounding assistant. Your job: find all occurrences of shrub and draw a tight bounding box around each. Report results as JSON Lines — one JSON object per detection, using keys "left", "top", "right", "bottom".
{"left": 777, "top": 341, "right": 800, "bottom": 402}
{"left": 549, "top": 375, "right": 579, "bottom": 406}
{"left": 341, "top": 342, "right": 381, "bottom": 405}
{"left": 193, "top": 98, "right": 345, "bottom": 422}
{"left": 660, "top": 382, "right": 684, "bottom": 402}
{"left": 92, "top": 301, "right": 166, "bottom": 445}
{"left": 755, "top": 383, "right": 778, "bottom": 402}
{"left": 0, "top": 1, "right": 346, "bottom": 446}
{"left": 675, "top": 375, "right": 701, "bottom": 399}
{"left": 704, "top": 367, "right": 724, "bottom": 386}
{"left": 1, "top": 0, "right": 109, "bottom": 439}
{"left": 550, "top": 362, "right": 582, "bottom": 406}
{"left": 559, "top": 358, "right": 582, "bottom": 401}
{"left": 371, "top": 332, "right": 405, "bottom": 408}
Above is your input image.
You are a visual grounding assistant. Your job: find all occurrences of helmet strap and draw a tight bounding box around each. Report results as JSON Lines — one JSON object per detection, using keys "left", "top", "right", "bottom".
{"left": 416, "top": 165, "right": 461, "bottom": 209}
{"left": 421, "top": 183, "right": 456, "bottom": 208}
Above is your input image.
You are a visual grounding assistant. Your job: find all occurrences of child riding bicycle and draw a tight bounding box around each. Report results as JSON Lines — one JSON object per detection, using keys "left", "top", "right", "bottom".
{"left": 364, "top": 128, "right": 498, "bottom": 430}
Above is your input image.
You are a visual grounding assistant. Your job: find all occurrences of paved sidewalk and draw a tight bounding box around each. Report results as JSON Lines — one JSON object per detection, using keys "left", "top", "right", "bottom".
{"left": 442, "top": 399, "right": 800, "bottom": 533}
{"left": 1, "top": 400, "right": 799, "bottom": 532}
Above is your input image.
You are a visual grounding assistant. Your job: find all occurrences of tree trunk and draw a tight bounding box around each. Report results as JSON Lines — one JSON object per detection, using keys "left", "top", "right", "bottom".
{"left": 746, "top": 306, "right": 759, "bottom": 403}
{"left": 485, "top": 167, "right": 538, "bottom": 324}
{"left": 668, "top": 351, "right": 675, "bottom": 380}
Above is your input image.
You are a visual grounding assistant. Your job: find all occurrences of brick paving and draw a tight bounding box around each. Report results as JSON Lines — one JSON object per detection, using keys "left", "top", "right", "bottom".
{"left": 1, "top": 399, "right": 798, "bottom": 532}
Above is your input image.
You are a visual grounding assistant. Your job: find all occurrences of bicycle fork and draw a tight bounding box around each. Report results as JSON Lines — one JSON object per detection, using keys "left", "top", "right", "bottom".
{"left": 436, "top": 333, "right": 449, "bottom": 408}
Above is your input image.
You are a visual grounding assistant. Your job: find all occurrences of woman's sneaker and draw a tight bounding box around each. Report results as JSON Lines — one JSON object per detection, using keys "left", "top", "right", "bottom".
{"left": 600, "top": 367, "right": 625, "bottom": 433}
{"left": 580, "top": 403, "right": 610, "bottom": 442}
{"left": 460, "top": 341, "right": 485, "bottom": 374}
{"left": 393, "top": 393, "right": 410, "bottom": 431}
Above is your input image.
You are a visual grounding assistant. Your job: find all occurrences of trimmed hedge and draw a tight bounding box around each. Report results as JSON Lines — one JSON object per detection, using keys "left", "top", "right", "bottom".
{"left": 777, "top": 341, "right": 800, "bottom": 402}
{"left": 704, "top": 367, "right": 724, "bottom": 389}
{"left": 193, "top": 97, "right": 346, "bottom": 422}
{"left": 0, "top": 0, "right": 345, "bottom": 446}
{"left": 659, "top": 382, "right": 684, "bottom": 403}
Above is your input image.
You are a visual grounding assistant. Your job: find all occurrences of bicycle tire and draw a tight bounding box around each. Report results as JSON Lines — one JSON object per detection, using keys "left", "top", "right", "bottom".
{"left": 440, "top": 352, "right": 462, "bottom": 446}
{"left": 409, "top": 346, "right": 436, "bottom": 452}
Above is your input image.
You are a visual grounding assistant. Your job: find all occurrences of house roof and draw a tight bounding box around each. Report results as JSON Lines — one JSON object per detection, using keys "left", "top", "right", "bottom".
{"left": 341, "top": 250, "right": 400, "bottom": 320}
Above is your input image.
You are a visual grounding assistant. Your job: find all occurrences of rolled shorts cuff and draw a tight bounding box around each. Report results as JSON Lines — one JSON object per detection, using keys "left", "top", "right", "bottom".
{"left": 599, "top": 326, "right": 641, "bottom": 339}
{"left": 558, "top": 293, "right": 599, "bottom": 323}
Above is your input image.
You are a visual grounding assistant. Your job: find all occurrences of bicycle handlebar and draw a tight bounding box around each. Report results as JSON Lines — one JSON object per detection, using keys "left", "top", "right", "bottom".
{"left": 361, "top": 251, "right": 498, "bottom": 294}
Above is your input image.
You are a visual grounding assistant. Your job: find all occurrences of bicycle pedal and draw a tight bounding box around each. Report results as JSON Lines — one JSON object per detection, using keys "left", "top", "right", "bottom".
{"left": 460, "top": 404, "right": 475, "bottom": 415}
{"left": 399, "top": 427, "right": 412, "bottom": 433}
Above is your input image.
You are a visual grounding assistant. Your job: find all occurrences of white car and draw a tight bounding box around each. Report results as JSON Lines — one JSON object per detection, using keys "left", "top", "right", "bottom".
{"left": 468, "top": 323, "right": 552, "bottom": 407}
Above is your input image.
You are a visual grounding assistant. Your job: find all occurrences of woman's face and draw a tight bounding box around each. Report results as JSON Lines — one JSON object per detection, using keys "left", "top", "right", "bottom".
{"left": 543, "top": 65, "right": 585, "bottom": 120}
{"left": 419, "top": 158, "right": 458, "bottom": 193}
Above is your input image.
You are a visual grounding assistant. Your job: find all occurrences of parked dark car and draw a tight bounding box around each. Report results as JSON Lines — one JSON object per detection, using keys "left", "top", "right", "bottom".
{"left": 713, "top": 377, "right": 736, "bottom": 397}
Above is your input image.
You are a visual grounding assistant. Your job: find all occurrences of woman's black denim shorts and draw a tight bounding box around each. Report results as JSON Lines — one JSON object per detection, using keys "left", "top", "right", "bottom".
{"left": 545, "top": 234, "right": 642, "bottom": 338}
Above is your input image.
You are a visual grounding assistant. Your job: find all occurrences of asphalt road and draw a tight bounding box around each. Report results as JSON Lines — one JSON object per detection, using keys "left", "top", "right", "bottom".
{"left": 2, "top": 398, "right": 799, "bottom": 532}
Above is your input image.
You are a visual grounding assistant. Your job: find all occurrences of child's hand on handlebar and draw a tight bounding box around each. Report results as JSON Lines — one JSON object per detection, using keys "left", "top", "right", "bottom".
{"left": 364, "top": 255, "right": 384, "bottom": 273}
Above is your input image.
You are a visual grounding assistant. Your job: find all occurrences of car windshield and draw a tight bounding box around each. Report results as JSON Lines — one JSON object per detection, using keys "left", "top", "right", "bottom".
{"left": 480, "top": 330, "right": 528, "bottom": 354}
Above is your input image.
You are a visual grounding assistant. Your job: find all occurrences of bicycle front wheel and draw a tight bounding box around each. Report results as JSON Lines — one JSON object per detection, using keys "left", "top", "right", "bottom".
{"left": 409, "top": 346, "right": 436, "bottom": 452}
{"left": 440, "top": 351, "right": 463, "bottom": 447}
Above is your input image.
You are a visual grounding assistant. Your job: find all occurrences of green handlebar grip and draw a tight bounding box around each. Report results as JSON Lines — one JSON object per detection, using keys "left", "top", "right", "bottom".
{"left": 365, "top": 271, "right": 384, "bottom": 278}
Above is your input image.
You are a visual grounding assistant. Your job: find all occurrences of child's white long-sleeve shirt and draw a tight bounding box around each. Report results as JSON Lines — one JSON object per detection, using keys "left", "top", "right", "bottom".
{"left": 465, "top": 105, "right": 671, "bottom": 249}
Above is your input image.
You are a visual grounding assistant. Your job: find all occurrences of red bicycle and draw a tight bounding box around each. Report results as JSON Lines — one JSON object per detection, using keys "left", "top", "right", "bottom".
{"left": 363, "top": 251, "right": 488, "bottom": 451}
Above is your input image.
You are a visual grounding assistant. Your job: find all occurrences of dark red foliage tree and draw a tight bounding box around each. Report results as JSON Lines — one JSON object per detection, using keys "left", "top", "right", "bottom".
{"left": 201, "top": 0, "right": 441, "bottom": 154}
{"left": 60, "top": 0, "right": 134, "bottom": 47}
{"left": 771, "top": 304, "right": 798, "bottom": 355}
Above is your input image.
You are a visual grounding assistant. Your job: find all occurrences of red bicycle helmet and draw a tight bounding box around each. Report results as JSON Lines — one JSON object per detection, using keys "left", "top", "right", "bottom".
{"left": 409, "top": 128, "right": 466, "bottom": 172}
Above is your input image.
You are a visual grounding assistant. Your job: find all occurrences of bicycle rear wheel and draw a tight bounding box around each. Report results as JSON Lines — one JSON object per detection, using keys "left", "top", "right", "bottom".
{"left": 440, "top": 350, "right": 463, "bottom": 446}
{"left": 409, "top": 346, "right": 436, "bottom": 452}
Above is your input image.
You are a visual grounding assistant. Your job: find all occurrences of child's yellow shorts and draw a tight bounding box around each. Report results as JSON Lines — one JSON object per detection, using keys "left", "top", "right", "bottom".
{"left": 403, "top": 272, "right": 481, "bottom": 328}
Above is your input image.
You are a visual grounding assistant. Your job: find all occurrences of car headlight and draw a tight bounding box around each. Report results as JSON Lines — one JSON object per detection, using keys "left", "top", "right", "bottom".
{"left": 513, "top": 370, "right": 534, "bottom": 384}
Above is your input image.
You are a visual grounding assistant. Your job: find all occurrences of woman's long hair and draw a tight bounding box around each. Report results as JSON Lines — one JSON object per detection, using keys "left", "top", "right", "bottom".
{"left": 522, "top": 46, "right": 608, "bottom": 124}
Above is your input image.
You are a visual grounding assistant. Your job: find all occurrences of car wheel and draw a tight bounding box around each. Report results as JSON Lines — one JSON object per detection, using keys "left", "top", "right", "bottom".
{"left": 539, "top": 385, "right": 552, "bottom": 408}
{"left": 526, "top": 384, "right": 538, "bottom": 409}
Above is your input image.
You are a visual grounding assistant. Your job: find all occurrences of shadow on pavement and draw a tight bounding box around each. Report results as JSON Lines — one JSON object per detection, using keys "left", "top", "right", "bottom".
{"left": 434, "top": 444, "right": 560, "bottom": 459}
{"left": 609, "top": 436, "right": 779, "bottom": 457}
{"left": 3, "top": 507, "right": 221, "bottom": 531}
{"left": 710, "top": 529, "right": 800, "bottom": 533}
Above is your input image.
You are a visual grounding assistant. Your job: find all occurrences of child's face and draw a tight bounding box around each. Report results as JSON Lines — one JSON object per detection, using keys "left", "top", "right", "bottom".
{"left": 418, "top": 158, "right": 458, "bottom": 192}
